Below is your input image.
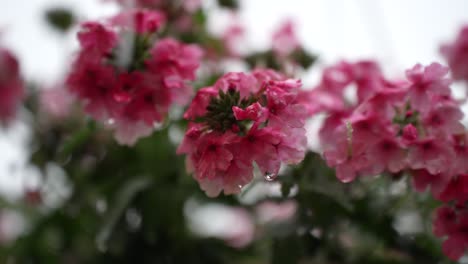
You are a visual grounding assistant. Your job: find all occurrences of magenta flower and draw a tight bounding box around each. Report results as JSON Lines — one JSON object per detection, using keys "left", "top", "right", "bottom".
{"left": 0, "top": 48, "right": 24, "bottom": 125}
{"left": 405, "top": 63, "right": 451, "bottom": 113}
{"left": 319, "top": 62, "right": 467, "bottom": 186}
{"left": 433, "top": 206, "right": 468, "bottom": 261}
{"left": 67, "top": 10, "right": 202, "bottom": 145}
{"left": 272, "top": 20, "right": 300, "bottom": 57}
{"left": 178, "top": 70, "right": 308, "bottom": 196}
{"left": 407, "top": 138, "right": 454, "bottom": 175}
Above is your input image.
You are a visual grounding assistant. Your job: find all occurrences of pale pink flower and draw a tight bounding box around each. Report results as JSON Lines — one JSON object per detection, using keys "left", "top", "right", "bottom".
{"left": 39, "top": 86, "right": 74, "bottom": 119}
{"left": 407, "top": 138, "right": 454, "bottom": 175}
{"left": 272, "top": 20, "right": 299, "bottom": 57}
{"left": 405, "top": 63, "right": 451, "bottom": 113}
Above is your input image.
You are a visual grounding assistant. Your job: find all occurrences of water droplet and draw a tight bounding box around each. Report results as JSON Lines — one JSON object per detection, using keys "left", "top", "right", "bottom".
{"left": 107, "top": 118, "right": 115, "bottom": 125}
{"left": 264, "top": 172, "right": 277, "bottom": 181}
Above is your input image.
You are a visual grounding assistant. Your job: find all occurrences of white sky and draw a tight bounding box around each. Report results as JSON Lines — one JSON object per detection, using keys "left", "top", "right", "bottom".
{"left": 0, "top": 0, "right": 467, "bottom": 197}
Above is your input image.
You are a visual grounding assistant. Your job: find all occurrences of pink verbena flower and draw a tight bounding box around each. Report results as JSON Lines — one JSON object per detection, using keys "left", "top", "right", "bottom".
{"left": 441, "top": 25, "right": 468, "bottom": 82}
{"left": 405, "top": 63, "right": 451, "bottom": 113}
{"left": 0, "top": 48, "right": 24, "bottom": 125}
{"left": 433, "top": 206, "right": 468, "bottom": 261}
{"left": 111, "top": 9, "right": 166, "bottom": 34}
{"left": 299, "top": 60, "right": 402, "bottom": 117}
{"left": 319, "top": 62, "right": 467, "bottom": 184}
{"left": 407, "top": 137, "right": 455, "bottom": 175}
{"left": 39, "top": 85, "right": 74, "bottom": 119}
{"left": 221, "top": 21, "right": 245, "bottom": 58}
{"left": 67, "top": 10, "right": 202, "bottom": 145}
{"left": 437, "top": 174, "right": 468, "bottom": 205}
{"left": 272, "top": 20, "right": 300, "bottom": 57}
{"left": 178, "top": 70, "right": 308, "bottom": 197}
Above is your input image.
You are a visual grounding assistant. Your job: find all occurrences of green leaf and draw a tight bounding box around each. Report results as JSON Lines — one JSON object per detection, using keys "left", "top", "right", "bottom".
{"left": 95, "top": 177, "right": 152, "bottom": 252}
{"left": 45, "top": 7, "right": 75, "bottom": 32}
{"left": 57, "top": 120, "right": 95, "bottom": 163}
{"left": 217, "top": 0, "right": 239, "bottom": 9}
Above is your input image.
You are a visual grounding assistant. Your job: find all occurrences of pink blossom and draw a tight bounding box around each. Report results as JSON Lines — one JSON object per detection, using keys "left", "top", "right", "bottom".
{"left": 441, "top": 25, "right": 468, "bottom": 82}
{"left": 179, "top": 70, "right": 307, "bottom": 196}
{"left": 214, "top": 72, "right": 258, "bottom": 98}
{"left": 147, "top": 38, "right": 203, "bottom": 81}
{"left": 67, "top": 11, "right": 201, "bottom": 145}
{"left": 297, "top": 88, "right": 345, "bottom": 116}
{"left": 39, "top": 85, "right": 74, "bottom": 119}
{"left": 222, "top": 23, "right": 245, "bottom": 58}
{"left": 422, "top": 100, "right": 464, "bottom": 138}
{"left": 0, "top": 48, "right": 24, "bottom": 125}
{"left": 402, "top": 124, "right": 418, "bottom": 145}
{"left": 319, "top": 62, "right": 466, "bottom": 186}
{"left": 407, "top": 138, "right": 454, "bottom": 175}
{"left": 364, "top": 137, "right": 406, "bottom": 175}
{"left": 183, "top": 87, "right": 218, "bottom": 120}
{"left": 77, "top": 22, "right": 117, "bottom": 54}
{"left": 411, "top": 169, "right": 449, "bottom": 196}
{"left": 405, "top": 63, "right": 451, "bottom": 113}
{"left": 110, "top": 9, "right": 165, "bottom": 34}
{"left": 434, "top": 209, "right": 468, "bottom": 261}
{"left": 232, "top": 102, "right": 268, "bottom": 122}
{"left": 452, "top": 134, "right": 468, "bottom": 175}
{"left": 437, "top": 174, "right": 468, "bottom": 205}
{"left": 433, "top": 206, "right": 457, "bottom": 237}
{"left": 272, "top": 20, "right": 299, "bottom": 57}
{"left": 266, "top": 80, "right": 307, "bottom": 129}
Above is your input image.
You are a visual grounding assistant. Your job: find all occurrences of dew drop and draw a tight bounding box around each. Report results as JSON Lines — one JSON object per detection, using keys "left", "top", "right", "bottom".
{"left": 264, "top": 172, "right": 277, "bottom": 181}
{"left": 107, "top": 118, "right": 115, "bottom": 125}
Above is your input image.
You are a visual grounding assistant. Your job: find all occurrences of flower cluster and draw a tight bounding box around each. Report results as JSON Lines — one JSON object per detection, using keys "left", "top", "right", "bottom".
{"left": 177, "top": 69, "right": 308, "bottom": 197}
{"left": 0, "top": 47, "right": 24, "bottom": 125}
{"left": 318, "top": 62, "right": 465, "bottom": 183}
{"left": 433, "top": 205, "right": 468, "bottom": 261}
{"left": 66, "top": 9, "right": 202, "bottom": 145}
{"left": 441, "top": 25, "right": 468, "bottom": 83}
{"left": 314, "top": 60, "right": 468, "bottom": 260}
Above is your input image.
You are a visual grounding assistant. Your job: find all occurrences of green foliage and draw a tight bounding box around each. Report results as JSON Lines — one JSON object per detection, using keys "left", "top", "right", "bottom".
{"left": 45, "top": 7, "right": 75, "bottom": 32}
